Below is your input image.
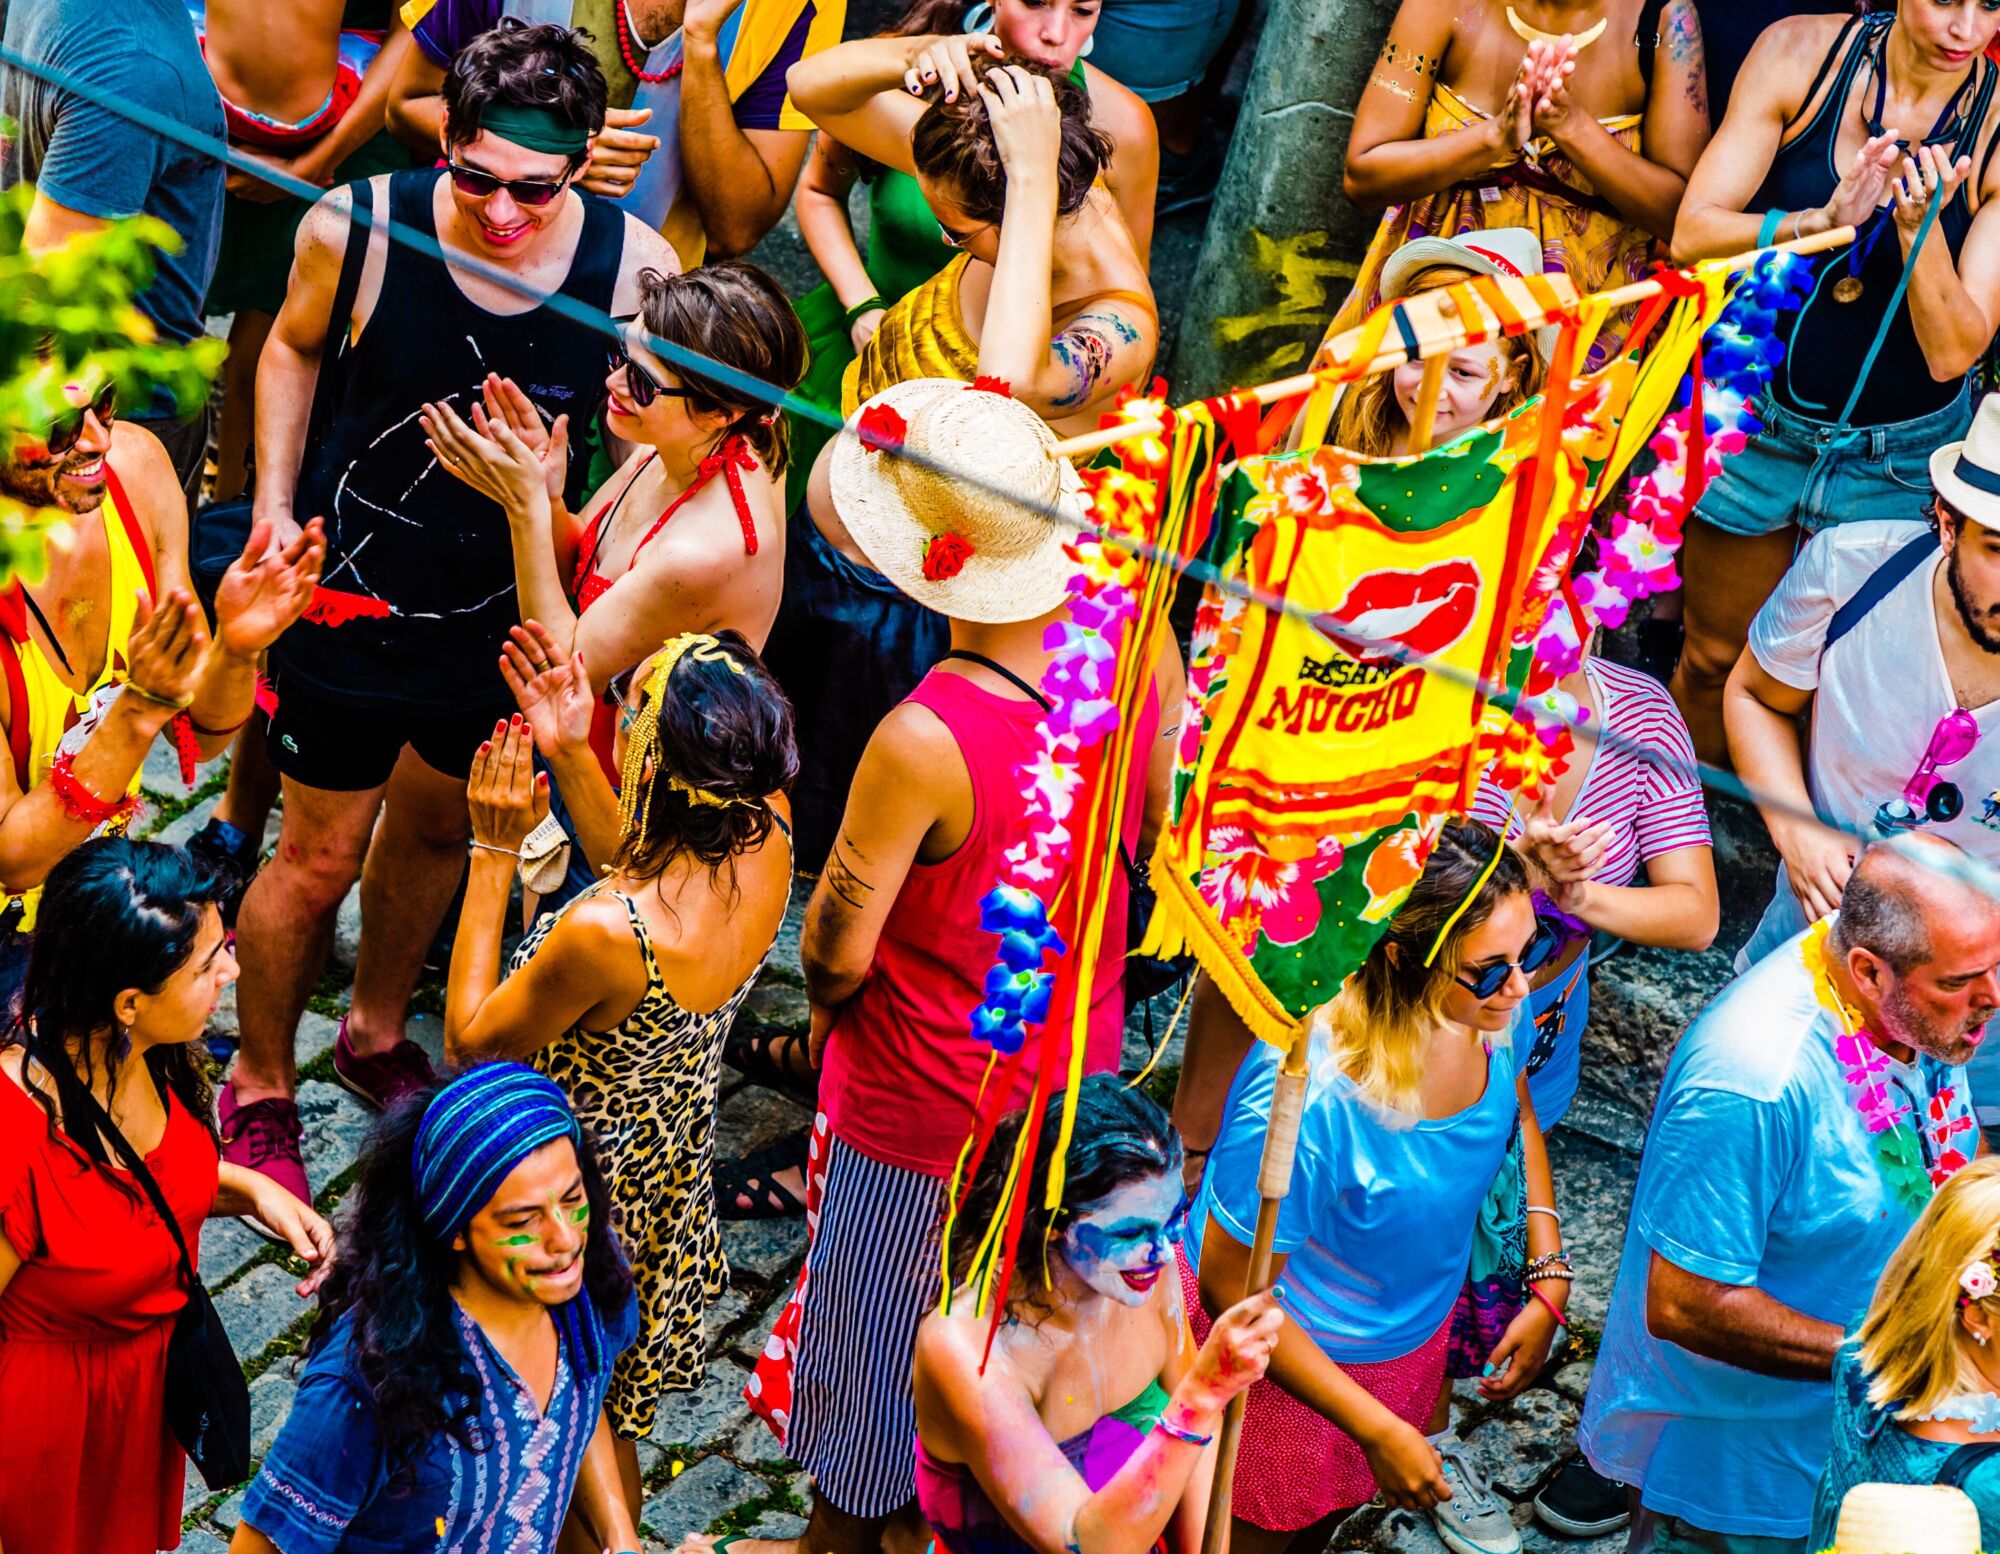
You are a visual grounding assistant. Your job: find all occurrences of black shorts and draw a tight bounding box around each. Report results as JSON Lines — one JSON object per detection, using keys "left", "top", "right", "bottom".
{"left": 265, "top": 672, "right": 508, "bottom": 791}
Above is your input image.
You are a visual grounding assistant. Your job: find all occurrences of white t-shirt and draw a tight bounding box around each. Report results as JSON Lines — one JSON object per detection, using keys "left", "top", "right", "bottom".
{"left": 1741, "top": 520, "right": 2000, "bottom": 964}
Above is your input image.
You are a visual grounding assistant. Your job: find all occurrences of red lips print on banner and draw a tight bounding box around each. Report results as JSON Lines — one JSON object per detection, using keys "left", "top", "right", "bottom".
{"left": 1313, "top": 558, "right": 1480, "bottom": 672}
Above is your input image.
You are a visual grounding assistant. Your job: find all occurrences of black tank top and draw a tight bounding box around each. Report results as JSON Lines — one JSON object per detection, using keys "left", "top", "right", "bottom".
{"left": 1754, "top": 13, "right": 1998, "bottom": 427}
{"left": 278, "top": 169, "right": 623, "bottom": 711}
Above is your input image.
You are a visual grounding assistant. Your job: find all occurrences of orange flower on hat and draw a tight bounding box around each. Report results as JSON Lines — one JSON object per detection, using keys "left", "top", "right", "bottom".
{"left": 922, "top": 531, "right": 975, "bottom": 581}
{"left": 857, "top": 402, "right": 907, "bottom": 454}
{"left": 970, "top": 376, "right": 1013, "bottom": 397}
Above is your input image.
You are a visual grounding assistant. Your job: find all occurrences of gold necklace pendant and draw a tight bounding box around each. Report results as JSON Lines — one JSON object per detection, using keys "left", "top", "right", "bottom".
{"left": 1505, "top": 5, "right": 1608, "bottom": 50}
{"left": 1833, "top": 274, "right": 1865, "bottom": 303}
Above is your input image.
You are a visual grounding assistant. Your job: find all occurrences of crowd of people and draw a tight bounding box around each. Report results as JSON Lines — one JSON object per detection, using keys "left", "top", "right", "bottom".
{"left": 15, "top": 0, "right": 2000, "bottom": 1551}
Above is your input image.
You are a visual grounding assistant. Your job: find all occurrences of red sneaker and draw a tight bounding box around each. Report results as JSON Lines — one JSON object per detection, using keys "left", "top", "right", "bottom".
{"left": 218, "top": 1083, "right": 309, "bottom": 1239}
{"left": 331, "top": 1017, "right": 439, "bottom": 1112}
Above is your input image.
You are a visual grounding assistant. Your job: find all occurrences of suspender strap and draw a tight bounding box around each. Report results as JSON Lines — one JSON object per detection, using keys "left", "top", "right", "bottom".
{"left": 104, "top": 465, "right": 157, "bottom": 600}
{"left": 1826, "top": 531, "right": 1937, "bottom": 651}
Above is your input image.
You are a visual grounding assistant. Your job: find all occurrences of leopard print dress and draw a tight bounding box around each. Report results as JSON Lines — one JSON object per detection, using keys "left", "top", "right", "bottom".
{"left": 510, "top": 869, "right": 789, "bottom": 1438}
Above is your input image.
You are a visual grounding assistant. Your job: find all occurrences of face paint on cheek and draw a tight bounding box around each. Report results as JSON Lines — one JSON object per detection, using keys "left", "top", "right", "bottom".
{"left": 568, "top": 1204, "right": 589, "bottom": 1225}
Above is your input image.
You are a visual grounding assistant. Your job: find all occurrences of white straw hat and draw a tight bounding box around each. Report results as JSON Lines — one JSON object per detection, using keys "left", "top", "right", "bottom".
{"left": 1930, "top": 391, "right": 2000, "bottom": 530}
{"left": 1831, "top": 1483, "right": 1982, "bottom": 1554}
{"left": 1379, "top": 227, "right": 1560, "bottom": 365}
{"left": 829, "top": 378, "right": 1084, "bottom": 625}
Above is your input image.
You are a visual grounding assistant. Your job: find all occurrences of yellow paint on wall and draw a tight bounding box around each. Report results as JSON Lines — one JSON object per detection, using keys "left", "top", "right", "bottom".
{"left": 1212, "top": 228, "right": 1360, "bottom": 383}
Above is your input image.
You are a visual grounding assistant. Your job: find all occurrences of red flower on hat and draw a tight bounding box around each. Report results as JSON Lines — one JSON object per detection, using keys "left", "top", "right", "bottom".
{"left": 970, "top": 376, "right": 1013, "bottom": 398}
{"left": 922, "top": 531, "right": 975, "bottom": 581}
{"left": 857, "top": 403, "right": 907, "bottom": 454}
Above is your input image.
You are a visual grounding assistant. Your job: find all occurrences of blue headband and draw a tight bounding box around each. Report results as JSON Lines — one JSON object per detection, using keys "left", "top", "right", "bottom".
{"left": 413, "top": 1062, "right": 581, "bottom": 1239}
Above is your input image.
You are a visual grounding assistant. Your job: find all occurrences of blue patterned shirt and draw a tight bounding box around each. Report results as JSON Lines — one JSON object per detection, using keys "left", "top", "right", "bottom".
{"left": 240, "top": 1287, "right": 637, "bottom": 1554}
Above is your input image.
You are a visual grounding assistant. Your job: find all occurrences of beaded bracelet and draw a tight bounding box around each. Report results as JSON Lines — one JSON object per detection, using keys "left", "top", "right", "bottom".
{"left": 843, "top": 295, "right": 886, "bottom": 327}
{"left": 1525, "top": 1267, "right": 1575, "bottom": 1283}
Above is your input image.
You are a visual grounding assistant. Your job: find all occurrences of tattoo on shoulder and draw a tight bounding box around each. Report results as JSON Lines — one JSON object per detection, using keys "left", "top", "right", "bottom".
{"left": 1050, "top": 311, "right": 1143, "bottom": 410}
{"left": 1378, "top": 40, "right": 1438, "bottom": 78}
{"left": 824, "top": 842, "right": 875, "bottom": 911}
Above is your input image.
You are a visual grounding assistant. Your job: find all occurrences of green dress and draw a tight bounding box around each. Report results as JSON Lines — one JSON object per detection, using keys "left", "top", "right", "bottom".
{"left": 785, "top": 59, "right": 1089, "bottom": 511}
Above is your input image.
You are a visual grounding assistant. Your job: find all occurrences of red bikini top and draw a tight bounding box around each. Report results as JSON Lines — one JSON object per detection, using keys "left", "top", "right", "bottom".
{"left": 573, "top": 435, "right": 761, "bottom": 613}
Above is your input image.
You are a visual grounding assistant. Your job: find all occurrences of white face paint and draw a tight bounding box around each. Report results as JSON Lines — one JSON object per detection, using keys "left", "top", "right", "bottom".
{"left": 1057, "top": 1170, "right": 1188, "bottom": 1307}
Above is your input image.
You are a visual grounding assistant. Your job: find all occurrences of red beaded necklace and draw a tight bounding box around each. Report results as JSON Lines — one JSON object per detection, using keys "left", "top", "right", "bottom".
{"left": 613, "top": 0, "right": 685, "bottom": 83}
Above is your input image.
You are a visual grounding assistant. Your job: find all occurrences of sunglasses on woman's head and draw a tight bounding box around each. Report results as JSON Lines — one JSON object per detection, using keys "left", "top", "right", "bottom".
{"left": 937, "top": 217, "right": 993, "bottom": 250}
{"left": 40, "top": 384, "right": 117, "bottom": 456}
{"left": 607, "top": 343, "right": 692, "bottom": 410}
{"left": 1454, "top": 914, "right": 1565, "bottom": 999}
{"left": 446, "top": 158, "right": 574, "bottom": 207}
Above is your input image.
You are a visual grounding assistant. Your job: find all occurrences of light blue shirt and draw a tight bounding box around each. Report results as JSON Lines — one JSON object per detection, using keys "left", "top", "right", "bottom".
{"left": 1579, "top": 927, "right": 1970, "bottom": 1538}
{"left": 1187, "top": 1007, "right": 1523, "bottom": 1362}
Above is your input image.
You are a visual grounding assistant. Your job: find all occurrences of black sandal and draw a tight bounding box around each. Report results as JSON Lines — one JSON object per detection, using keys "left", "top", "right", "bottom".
{"left": 715, "top": 1129, "right": 810, "bottom": 1220}
{"left": 724, "top": 1020, "right": 818, "bottom": 1103}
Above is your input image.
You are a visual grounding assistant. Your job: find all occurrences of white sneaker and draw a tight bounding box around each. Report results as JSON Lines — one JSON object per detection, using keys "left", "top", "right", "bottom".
{"left": 1430, "top": 1434, "right": 1523, "bottom": 1554}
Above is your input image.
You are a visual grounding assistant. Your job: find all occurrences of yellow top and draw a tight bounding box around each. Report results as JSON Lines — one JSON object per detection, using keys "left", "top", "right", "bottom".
{"left": 4, "top": 487, "right": 152, "bottom": 929}
{"left": 843, "top": 253, "right": 982, "bottom": 413}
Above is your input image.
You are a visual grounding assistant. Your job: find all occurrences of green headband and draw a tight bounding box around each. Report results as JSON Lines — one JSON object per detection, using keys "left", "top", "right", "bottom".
{"left": 475, "top": 101, "right": 592, "bottom": 157}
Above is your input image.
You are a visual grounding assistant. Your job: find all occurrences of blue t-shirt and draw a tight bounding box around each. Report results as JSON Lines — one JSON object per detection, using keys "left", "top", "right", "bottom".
{"left": 1578, "top": 927, "right": 1973, "bottom": 1539}
{"left": 1812, "top": 1342, "right": 2000, "bottom": 1549}
{"left": 1187, "top": 1006, "right": 1523, "bottom": 1362}
{"left": 240, "top": 1286, "right": 639, "bottom": 1554}
{"left": 0, "top": 0, "right": 223, "bottom": 409}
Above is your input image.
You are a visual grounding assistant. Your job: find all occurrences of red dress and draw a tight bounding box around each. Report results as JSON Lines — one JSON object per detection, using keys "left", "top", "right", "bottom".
{"left": 0, "top": 1073, "right": 218, "bottom": 1553}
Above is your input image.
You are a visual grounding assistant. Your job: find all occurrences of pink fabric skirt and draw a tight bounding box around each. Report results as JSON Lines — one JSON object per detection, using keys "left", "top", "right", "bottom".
{"left": 1178, "top": 1246, "right": 1449, "bottom": 1531}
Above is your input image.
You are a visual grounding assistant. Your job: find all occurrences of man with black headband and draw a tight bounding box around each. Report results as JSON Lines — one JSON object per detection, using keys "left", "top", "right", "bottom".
{"left": 1725, "top": 391, "right": 2000, "bottom": 977}
{"left": 226, "top": 19, "right": 676, "bottom": 1211}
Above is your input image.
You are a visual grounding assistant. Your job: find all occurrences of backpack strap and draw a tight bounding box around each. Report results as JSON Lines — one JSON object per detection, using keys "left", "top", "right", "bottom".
{"left": 1937, "top": 1441, "right": 2000, "bottom": 1489}
{"left": 1825, "top": 531, "right": 1937, "bottom": 653}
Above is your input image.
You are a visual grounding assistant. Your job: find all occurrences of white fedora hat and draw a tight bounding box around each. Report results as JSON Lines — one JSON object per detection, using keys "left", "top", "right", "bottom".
{"left": 1831, "top": 1483, "right": 1981, "bottom": 1554}
{"left": 829, "top": 378, "right": 1084, "bottom": 625}
{"left": 1930, "top": 391, "right": 2000, "bottom": 530}
{"left": 1379, "top": 227, "right": 1560, "bottom": 365}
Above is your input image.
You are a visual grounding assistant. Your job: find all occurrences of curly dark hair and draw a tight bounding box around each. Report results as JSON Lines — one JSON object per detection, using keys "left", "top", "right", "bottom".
{"left": 443, "top": 19, "right": 608, "bottom": 152}
{"left": 909, "top": 53, "right": 1110, "bottom": 226}
{"left": 616, "top": 629, "right": 799, "bottom": 882}
{"left": 946, "top": 1074, "right": 1181, "bottom": 1318}
{"left": 6, "top": 838, "right": 227, "bottom": 1190}
{"left": 306, "top": 1084, "right": 632, "bottom": 1471}
{"left": 635, "top": 262, "right": 809, "bottom": 474}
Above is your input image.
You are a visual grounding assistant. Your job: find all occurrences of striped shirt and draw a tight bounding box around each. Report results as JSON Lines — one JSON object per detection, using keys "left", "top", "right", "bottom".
{"left": 1472, "top": 657, "right": 1710, "bottom": 886}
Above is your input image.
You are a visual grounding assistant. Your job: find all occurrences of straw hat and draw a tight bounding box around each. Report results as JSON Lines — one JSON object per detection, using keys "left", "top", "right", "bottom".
{"left": 1930, "top": 391, "right": 2000, "bottom": 531}
{"left": 828, "top": 378, "right": 1084, "bottom": 624}
{"left": 1829, "top": 1483, "right": 1981, "bottom": 1554}
{"left": 1378, "top": 227, "right": 1560, "bottom": 365}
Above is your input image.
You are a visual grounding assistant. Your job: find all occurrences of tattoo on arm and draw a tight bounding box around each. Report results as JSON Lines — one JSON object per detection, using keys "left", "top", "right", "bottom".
{"left": 824, "top": 841, "right": 875, "bottom": 911}
{"left": 1377, "top": 40, "right": 1438, "bottom": 78}
{"left": 1050, "top": 310, "right": 1142, "bottom": 410}
{"left": 1662, "top": 0, "right": 1708, "bottom": 118}
{"left": 1371, "top": 74, "right": 1417, "bottom": 103}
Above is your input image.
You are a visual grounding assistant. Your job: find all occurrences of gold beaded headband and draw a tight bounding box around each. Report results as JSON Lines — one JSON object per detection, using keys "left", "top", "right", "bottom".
{"left": 615, "top": 633, "right": 756, "bottom": 848}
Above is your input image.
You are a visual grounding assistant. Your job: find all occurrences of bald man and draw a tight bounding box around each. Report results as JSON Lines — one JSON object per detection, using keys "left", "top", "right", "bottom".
{"left": 1578, "top": 835, "right": 2000, "bottom": 1554}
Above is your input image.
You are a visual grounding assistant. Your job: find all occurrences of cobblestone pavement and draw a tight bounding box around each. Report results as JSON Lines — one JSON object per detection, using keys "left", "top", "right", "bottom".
{"left": 147, "top": 735, "right": 1771, "bottom": 1554}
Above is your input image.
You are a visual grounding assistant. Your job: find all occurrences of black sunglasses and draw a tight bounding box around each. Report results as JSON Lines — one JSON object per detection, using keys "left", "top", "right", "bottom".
{"left": 607, "top": 343, "right": 692, "bottom": 410}
{"left": 41, "top": 383, "right": 116, "bottom": 456}
{"left": 1455, "top": 915, "right": 1564, "bottom": 999}
{"left": 446, "top": 157, "right": 574, "bottom": 207}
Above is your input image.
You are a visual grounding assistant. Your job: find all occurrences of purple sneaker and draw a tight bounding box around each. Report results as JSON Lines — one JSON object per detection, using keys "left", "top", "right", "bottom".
{"left": 218, "top": 1083, "right": 309, "bottom": 1240}
{"left": 331, "top": 1018, "right": 439, "bottom": 1112}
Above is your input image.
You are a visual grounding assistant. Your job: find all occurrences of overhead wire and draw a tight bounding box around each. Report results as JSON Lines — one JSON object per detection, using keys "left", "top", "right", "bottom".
{"left": 6, "top": 36, "right": 1997, "bottom": 912}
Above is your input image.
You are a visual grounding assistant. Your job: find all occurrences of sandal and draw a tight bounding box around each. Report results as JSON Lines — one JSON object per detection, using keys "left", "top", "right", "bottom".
{"left": 724, "top": 1020, "right": 818, "bottom": 1103}
{"left": 715, "top": 1129, "right": 810, "bottom": 1220}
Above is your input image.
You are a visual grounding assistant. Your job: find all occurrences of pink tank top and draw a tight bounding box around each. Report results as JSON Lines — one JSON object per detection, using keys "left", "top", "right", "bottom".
{"left": 819, "top": 666, "right": 1161, "bottom": 1177}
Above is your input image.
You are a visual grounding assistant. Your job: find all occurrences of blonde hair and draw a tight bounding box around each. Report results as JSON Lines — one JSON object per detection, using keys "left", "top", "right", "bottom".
{"left": 1327, "top": 267, "right": 1549, "bottom": 460}
{"left": 1321, "top": 819, "right": 1529, "bottom": 1115}
{"left": 1857, "top": 1156, "right": 2000, "bottom": 1419}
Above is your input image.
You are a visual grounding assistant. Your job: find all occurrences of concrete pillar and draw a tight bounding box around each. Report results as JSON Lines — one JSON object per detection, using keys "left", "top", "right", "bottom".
{"left": 1166, "top": 0, "right": 1397, "bottom": 401}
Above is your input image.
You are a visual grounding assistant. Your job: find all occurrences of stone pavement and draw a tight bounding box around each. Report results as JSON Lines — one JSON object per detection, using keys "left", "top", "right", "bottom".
{"left": 145, "top": 734, "right": 1773, "bottom": 1554}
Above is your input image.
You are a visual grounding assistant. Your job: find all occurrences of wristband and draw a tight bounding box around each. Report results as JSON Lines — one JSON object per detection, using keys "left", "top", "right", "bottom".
{"left": 1152, "top": 1416, "right": 1214, "bottom": 1447}
{"left": 471, "top": 840, "right": 521, "bottom": 859}
{"left": 1758, "top": 208, "right": 1785, "bottom": 249}
{"left": 48, "top": 752, "right": 140, "bottom": 828}
{"left": 1527, "top": 1284, "right": 1568, "bottom": 1329}
{"left": 125, "top": 681, "right": 195, "bottom": 713}
{"left": 843, "top": 295, "right": 886, "bottom": 327}
{"left": 1525, "top": 1205, "right": 1561, "bottom": 1226}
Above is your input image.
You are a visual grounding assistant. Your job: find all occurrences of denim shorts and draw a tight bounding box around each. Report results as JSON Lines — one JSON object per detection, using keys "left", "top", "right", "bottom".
{"left": 1692, "top": 381, "right": 1971, "bottom": 538}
